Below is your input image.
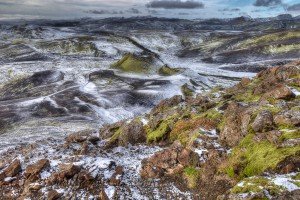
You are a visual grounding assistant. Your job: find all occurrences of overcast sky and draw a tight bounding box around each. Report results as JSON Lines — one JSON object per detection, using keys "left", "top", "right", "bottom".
{"left": 0, "top": 0, "right": 299, "bottom": 20}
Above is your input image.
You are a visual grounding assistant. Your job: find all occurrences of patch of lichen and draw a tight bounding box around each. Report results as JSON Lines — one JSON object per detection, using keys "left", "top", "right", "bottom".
{"left": 222, "top": 134, "right": 300, "bottom": 179}
{"left": 111, "top": 53, "right": 154, "bottom": 73}
{"left": 158, "top": 65, "right": 180, "bottom": 76}
{"left": 183, "top": 166, "right": 200, "bottom": 189}
{"left": 231, "top": 176, "right": 283, "bottom": 195}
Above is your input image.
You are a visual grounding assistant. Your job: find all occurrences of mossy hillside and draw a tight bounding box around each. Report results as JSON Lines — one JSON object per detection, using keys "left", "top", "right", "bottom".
{"left": 231, "top": 176, "right": 283, "bottom": 195}
{"left": 111, "top": 53, "right": 158, "bottom": 73}
{"left": 183, "top": 166, "right": 201, "bottom": 189}
{"left": 237, "top": 30, "right": 300, "bottom": 49}
{"left": 0, "top": 75, "right": 34, "bottom": 99}
{"left": 37, "top": 36, "right": 100, "bottom": 56}
{"left": 169, "top": 118, "right": 202, "bottom": 145}
{"left": 169, "top": 109, "right": 221, "bottom": 145}
{"left": 222, "top": 134, "right": 300, "bottom": 179}
{"left": 264, "top": 43, "right": 300, "bottom": 54}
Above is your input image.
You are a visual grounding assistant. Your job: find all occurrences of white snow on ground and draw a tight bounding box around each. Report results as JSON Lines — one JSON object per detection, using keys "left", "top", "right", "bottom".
{"left": 105, "top": 186, "right": 116, "bottom": 199}
{"left": 290, "top": 87, "right": 300, "bottom": 96}
{"left": 271, "top": 174, "right": 300, "bottom": 192}
{"left": 234, "top": 173, "right": 300, "bottom": 196}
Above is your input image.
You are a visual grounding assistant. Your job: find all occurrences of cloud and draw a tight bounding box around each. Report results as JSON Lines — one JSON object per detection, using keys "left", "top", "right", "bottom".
{"left": 219, "top": 8, "right": 240, "bottom": 12}
{"left": 146, "top": 0, "right": 204, "bottom": 9}
{"left": 254, "top": 0, "right": 282, "bottom": 7}
{"left": 287, "top": 3, "right": 300, "bottom": 11}
{"left": 87, "top": 10, "right": 123, "bottom": 15}
{"left": 127, "top": 8, "right": 141, "bottom": 14}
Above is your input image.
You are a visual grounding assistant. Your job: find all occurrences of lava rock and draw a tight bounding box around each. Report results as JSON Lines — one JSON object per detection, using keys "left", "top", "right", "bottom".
{"left": 2, "top": 159, "right": 22, "bottom": 178}
{"left": 252, "top": 110, "right": 274, "bottom": 133}
{"left": 24, "top": 159, "right": 50, "bottom": 181}
{"left": 48, "top": 189, "right": 62, "bottom": 200}
{"left": 140, "top": 142, "right": 199, "bottom": 179}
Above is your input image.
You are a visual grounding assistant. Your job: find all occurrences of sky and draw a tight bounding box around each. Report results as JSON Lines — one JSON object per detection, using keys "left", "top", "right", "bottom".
{"left": 0, "top": 0, "right": 299, "bottom": 20}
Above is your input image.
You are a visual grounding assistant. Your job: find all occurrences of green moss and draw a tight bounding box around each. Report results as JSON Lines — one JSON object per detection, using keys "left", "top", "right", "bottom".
{"left": 280, "top": 129, "right": 300, "bottom": 141}
{"left": 231, "top": 177, "right": 283, "bottom": 195}
{"left": 292, "top": 173, "right": 300, "bottom": 180}
{"left": 210, "top": 86, "right": 224, "bottom": 93}
{"left": 226, "top": 167, "right": 235, "bottom": 178}
{"left": 147, "top": 122, "right": 169, "bottom": 143}
{"left": 181, "top": 83, "right": 194, "bottom": 97}
{"left": 238, "top": 30, "right": 300, "bottom": 49}
{"left": 169, "top": 115, "right": 215, "bottom": 145}
{"left": 292, "top": 181, "right": 300, "bottom": 187}
{"left": 265, "top": 43, "right": 300, "bottom": 54}
{"left": 183, "top": 167, "right": 200, "bottom": 189}
{"left": 158, "top": 65, "right": 180, "bottom": 76}
{"left": 111, "top": 53, "right": 154, "bottom": 73}
{"left": 234, "top": 89, "right": 260, "bottom": 103}
{"left": 107, "top": 127, "right": 122, "bottom": 144}
{"left": 223, "top": 134, "right": 300, "bottom": 179}
{"left": 277, "top": 123, "right": 296, "bottom": 130}
{"left": 255, "top": 105, "right": 281, "bottom": 115}
{"left": 200, "top": 108, "right": 222, "bottom": 121}
{"left": 147, "top": 121, "right": 170, "bottom": 143}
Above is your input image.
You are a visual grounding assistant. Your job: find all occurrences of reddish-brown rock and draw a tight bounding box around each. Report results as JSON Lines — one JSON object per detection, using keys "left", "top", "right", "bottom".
{"left": 58, "top": 164, "right": 81, "bottom": 180}
{"left": 24, "top": 159, "right": 50, "bottom": 181}
{"left": 3, "top": 159, "right": 22, "bottom": 177}
{"left": 220, "top": 102, "right": 251, "bottom": 147}
{"left": 263, "top": 84, "right": 295, "bottom": 100}
{"left": 48, "top": 189, "right": 62, "bottom": 200}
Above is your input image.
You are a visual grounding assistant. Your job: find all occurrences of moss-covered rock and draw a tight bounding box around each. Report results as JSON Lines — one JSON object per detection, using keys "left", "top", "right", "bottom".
{"left": 158, "top": 65, "right": 180, "bottom": 76}
{"left": 181, "top": 83, "right": 194, "bottom": 98}
{"left": 103, "top": 119, "right": 146, "bottom": 148}
{"left": 111, "top": 53, "right": 160, "bottom": 73}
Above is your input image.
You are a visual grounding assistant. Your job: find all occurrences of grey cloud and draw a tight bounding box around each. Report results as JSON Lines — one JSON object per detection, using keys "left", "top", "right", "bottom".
{"left": 287, "top": 3, "right": 300, "bottom": 11}
{"left": 87, "top": 10, "right": 123, "bottom": 15}
{"left": 219, "top": 8, "right": 240, "bottom": 12}
{"left": 254, "top": 0, "right": 282, "bottom": 7}
{"left": 127, "top": 8, "right": 141, "bottom": 14}
{"left": 146, "top": 0, "right": 204, "bottom": 9}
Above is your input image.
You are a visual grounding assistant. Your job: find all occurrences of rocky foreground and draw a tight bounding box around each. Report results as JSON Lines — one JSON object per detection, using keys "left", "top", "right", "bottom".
{"left": 0, "top": 61, "right": 299, "bottom": 199}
